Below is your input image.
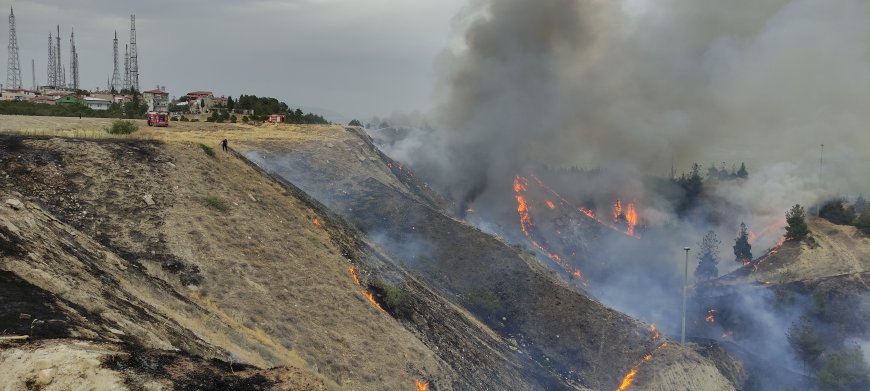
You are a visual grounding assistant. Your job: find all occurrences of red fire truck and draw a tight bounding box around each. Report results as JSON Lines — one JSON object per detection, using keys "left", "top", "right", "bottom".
{"left": 146, "top": 112, "right": 170, "bottom": 127}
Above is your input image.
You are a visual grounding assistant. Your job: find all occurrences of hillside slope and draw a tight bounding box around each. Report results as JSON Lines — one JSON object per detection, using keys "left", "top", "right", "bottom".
{"left": 239, "top": 126, "right": 739, "bottom": 391}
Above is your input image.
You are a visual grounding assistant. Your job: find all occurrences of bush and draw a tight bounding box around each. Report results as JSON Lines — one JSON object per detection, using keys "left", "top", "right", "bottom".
{"left": 199, "top": 143, "right": 215, "bottom": 157}
{"left": 230, "top": 115, "right": 237, "bottom": 123}
{"left": 203, "top": 196, "right": 229, "bottom": 212}
{"left": 105, "top": 120, "right": 138, "bottom": 135}
{"left": 242, "top": 116, "right": 249, "bottom": 123}
{"left": 371, "top": 280, "right": 413, "bottom": 318}
{"left": 190, "top": 118, "right": 199, "bottom": 122}
{"left": 817, "top": 347, "right": 870, "bottom": 390}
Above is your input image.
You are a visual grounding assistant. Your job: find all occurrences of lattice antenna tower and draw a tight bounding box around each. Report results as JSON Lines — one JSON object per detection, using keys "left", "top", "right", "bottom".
{"left": 47, "top": 32, "right": 56, "bottom": 87}
{"left": 70, "top": 28, "right": 79, "bottom": 90}
{"left": 7, "top": 7, "right": 23, "bottom": 89}
{"left": 111, "top": 31, "right": 121, "bottom": 91}
{"left": 129, "top": 15, "right": 139, "bottom": 91}
{"left": 56, "top": 25, "right": 64, "bottom": 87}
{"left": 123, "top": 44, "right": 130, "bottom": 91}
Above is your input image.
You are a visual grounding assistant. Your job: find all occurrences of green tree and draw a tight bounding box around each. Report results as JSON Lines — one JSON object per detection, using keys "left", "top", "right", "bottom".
{"left": 855, "top": 194, "right": 865, "bottom": 214}
{"left": 736, "top": 162, "right": 748, "bottom": 179}
{"left": 227, "top": 96, "right": 235, "bottom": 112}
{"left": 695, "top": 230, "right": 720, "bottom": 281}
{"left": 817, "top": 347, "right": 870, "bottom": 391}
{"left": 787, "top": 317, "right": 825, "bottom": 365}
{"left": 819, "top": 199, "right": 855, "bottom": 225}
{"left": 785, "top": 204, "right": 810, "bottom": 241}
{"left": 348, "top": 119, "right": 363, "bottom": 127}
{"left": 733, "top": 222, "right": 753, "bottom": 265}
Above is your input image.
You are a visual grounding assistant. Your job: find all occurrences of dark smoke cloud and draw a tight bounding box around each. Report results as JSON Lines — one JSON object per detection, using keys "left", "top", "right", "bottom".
{"left": 383, "top": 0, "right": 869, "bottom": 206}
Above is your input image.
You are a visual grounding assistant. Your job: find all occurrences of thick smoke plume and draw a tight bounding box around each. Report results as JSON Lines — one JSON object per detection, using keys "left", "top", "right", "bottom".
{"left": 384, "top": 0, "right": 869, "bottom": 206}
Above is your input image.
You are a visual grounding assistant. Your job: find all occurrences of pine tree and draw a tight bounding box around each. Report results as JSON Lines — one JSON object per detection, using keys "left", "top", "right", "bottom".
{"left": 785, "top": 204, "right": 810, "bottom": 241}
{"left": 733, "top": 222, "right": 753, "bottom": 265}
{"left": 737, "top": 162, "right": 749, "bottom": 179}
{"left": 855, "top": 194, "right": 866, "bottom": 214}
{"left": 695, "top": 230, "right": 720, "bottom": 281}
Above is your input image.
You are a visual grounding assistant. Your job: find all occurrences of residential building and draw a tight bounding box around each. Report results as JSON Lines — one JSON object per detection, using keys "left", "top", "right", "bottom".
{"left": 0, "top": 88, "right": 37, "bottom": 101}
{"left": 143, "top": 88, "right": 170, "bottom": 112}
{"left": 55, "top": 95, "right": 81, "bottom": 106}
{"left": 185, "top": 91, "right": 214, "bottom": 114}
{"left": 82, "top": 97, "right": 112, "bottom": 111}
{"left": 30, "top": 95, "right": 57, "bottom": 105}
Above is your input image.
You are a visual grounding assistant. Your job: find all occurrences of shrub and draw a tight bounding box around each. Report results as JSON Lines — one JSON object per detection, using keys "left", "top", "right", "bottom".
{"left": 464, "top": 287, "right": 501, "bottom": 313}
{"left": 203, "top": 196, "right": 229, "bottom": 213}
{"left": 230, "top": 115, "right": 237, "bottom": 123}
{"left": 371, "top": 280, "right": 412, "bottom": 318}
{"left": 105, "top": 119, "right": 138, "bottom": 135}
{"left": 190, "top": 118, "right": 199, "bottom": 122}
{"left": 199, "top": 143, "right": 215, "bottom": 157}
{"left": 242, "top": 116, "right": 249, "bottom": 123}
{"left": 817, "top": 347, "right": 870, "bottom": 390}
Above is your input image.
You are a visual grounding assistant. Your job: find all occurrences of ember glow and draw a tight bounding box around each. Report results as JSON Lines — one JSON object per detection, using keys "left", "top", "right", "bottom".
{"left": 613, "top": 200, "right": 622, "bottom": 223}
{"left": 546, "top": 200, "right": 556, "bottom": 209}
{"left": 614, "top": 324, "right": 669, "bottom": 390}
{"left": 415, "top": 379, "right": 429, "bottom": 391}
{"left": 313, "top": 218, "right": 321, "bottom": 226}
{"left": 706, "top": 308, "right": 717, "bottom": 323}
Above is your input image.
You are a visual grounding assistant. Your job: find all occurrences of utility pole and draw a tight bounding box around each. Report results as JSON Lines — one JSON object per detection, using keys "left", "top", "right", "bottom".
{"left": 7, "top": 7, "right": 23, "bottom": 89}
{"left": 31, "top": 59, "right": 36, "bottom": 90}
{"left": 681, "top": 247, "right": 690, "bottom": 344}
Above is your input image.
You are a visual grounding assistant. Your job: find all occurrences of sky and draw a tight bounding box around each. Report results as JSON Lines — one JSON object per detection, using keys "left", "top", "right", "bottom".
{"left": 1, "top": 0, "right": 466, "bottom": 120}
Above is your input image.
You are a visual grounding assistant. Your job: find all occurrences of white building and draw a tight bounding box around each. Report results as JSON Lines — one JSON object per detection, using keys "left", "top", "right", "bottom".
{"left": 82, "top": 97, "right": 112, "bottom": 111}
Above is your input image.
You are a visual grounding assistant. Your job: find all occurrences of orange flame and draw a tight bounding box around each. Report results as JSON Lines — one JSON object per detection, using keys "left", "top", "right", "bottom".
{"left": 546, "top": 200, "right": 556, "bottom": 209}
{"left": 313, "top": 218, "right": 321, "bottom": 226}
{"left": 513, "top": 176, "right": 587, "bottom": 286}
{"left": 348, "top": 266, "right": 385, "bottom": 312}
{"left": 643, "top": 354, "right": 652, "bottom": 361}
{"left": 625, "top": 203, "right": 638, "bottom": 236}
{"left": 616, "top": 369, "right": 638, "bottom": 391}
{"left": 415, "top": 379, "right": 428, "bottom": 391}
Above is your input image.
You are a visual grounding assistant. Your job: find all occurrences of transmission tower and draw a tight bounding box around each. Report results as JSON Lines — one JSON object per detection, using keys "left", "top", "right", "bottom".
{"left": 123, "top": 44, "right": 130, "bottom": 91}
{"left": 129, "top": 15, "right": 139, "bottom": 91}
{"left": 111, "top": 31, "right": 121, "bottom": 91}
{"left": 7, "top": 7, "right": 23, "bottom": 89}
{"left": 56, "top": 25, "right": 64, "bottom": 88}
{"left": 69, "top": 29, "right": 79, "bottom": 90}
{"left": 47, "top": 32, "right": 56, "bottom": 87}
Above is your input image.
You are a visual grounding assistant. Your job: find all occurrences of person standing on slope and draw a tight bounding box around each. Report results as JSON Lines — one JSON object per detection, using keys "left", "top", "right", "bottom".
{"left": 221, "top": 139, "right": 228, "bottom": 152}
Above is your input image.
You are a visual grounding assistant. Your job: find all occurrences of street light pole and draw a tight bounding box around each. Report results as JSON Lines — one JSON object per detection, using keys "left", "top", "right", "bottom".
{"left": 681, "top": 247, "right": 690, "bottom": 344}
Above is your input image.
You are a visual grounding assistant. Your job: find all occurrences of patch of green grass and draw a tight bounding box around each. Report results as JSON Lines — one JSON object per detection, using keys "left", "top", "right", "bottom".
{"left": 204, "top": 196, "right": 229, "bottom": 213}
{"left": 199, "top": 143, "right": 215, "bottom": 157}
{"left": 105, "top": 120, "right": 138, "bottom": 135}
{"left": 464, "top": 287, "right": 501, "bottom": 313}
